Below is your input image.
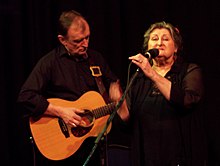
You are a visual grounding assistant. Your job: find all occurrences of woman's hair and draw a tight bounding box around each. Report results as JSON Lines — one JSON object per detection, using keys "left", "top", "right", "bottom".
{"left": 57, "top": 10, "right": 85, "bottom": 36}
{"left": 143, "top": 21, "right": 183, "bottom": 56}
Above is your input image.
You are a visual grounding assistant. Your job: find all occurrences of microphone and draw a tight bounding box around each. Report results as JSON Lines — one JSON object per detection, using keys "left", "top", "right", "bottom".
{"left": 144, "top": 48, "right": 159, "bottom": 60}
{"left": 134, "top": 48, "right": 159, "bottom": 73}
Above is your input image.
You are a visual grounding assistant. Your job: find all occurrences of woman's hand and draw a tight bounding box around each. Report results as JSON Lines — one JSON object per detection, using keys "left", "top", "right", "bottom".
{"left": 129, "top": 53, "right": 156, "bottom": 79}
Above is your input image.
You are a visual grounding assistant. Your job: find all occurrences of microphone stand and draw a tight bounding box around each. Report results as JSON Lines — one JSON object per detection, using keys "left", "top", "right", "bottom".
{"left": 83, "top": 68, "right": 140, "bottom": 166}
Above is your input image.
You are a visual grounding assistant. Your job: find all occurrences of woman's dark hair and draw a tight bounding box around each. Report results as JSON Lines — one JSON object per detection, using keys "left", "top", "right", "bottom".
{"left": 143, "top": 21, "right": 183, "bottom": 56}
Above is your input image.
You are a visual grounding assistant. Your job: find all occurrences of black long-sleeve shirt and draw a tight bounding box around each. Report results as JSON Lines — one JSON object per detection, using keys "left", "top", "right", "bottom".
{"left": 17, "top": 45, "right": 118, "bottom": 117}
{"left": 127, "top": 57, "right": 207, "bottom": 166}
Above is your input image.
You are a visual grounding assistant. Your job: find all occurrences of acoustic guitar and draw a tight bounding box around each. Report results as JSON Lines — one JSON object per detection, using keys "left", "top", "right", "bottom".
{"left": 29, "top": 91, "right": 115, "bottom": 160}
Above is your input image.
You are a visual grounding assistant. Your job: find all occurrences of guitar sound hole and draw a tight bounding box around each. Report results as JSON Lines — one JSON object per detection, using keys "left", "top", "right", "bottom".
{"left": 71, "top": 110, "right": 95, "bottom": 137}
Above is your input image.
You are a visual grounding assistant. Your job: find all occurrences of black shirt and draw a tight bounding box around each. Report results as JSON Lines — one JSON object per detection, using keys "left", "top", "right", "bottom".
{"left": 127, "top": 57, "right": 207, "bottom": 166}
{"left": 17, "top": 45, "right": 117, "bottom": 117}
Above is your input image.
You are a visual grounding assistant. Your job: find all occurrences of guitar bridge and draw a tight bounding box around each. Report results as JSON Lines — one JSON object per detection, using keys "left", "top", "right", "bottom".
{"left": 58, "top": 118, "right": 70, "bottom": 138}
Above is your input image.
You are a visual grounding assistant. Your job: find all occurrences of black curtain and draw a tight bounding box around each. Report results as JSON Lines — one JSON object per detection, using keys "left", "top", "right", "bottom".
{"left": 1, "top": 0, "right": 219, "bottom": 165}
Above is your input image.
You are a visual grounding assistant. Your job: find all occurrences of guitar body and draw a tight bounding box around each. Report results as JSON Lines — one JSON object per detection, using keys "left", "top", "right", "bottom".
{"left": 29, "top": 91, "right": 112, "bottom": 160}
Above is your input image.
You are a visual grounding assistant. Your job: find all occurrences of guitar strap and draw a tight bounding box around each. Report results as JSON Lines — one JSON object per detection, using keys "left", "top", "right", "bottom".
{"left": 88, "top": 54, "right": 109, "bottom": 166}
{"left": 88, "top": 55, "right": 110, "bottom": 104}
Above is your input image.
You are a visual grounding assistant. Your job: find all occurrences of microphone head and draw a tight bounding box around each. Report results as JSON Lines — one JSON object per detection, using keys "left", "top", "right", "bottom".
{"left": 145, "top": 48, "right": 159, "bottom": 59}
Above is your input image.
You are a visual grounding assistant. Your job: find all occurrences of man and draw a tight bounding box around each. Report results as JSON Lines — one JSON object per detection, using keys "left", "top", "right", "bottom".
{"left": 17, "top": 10, "right": 125, "bottom": 166}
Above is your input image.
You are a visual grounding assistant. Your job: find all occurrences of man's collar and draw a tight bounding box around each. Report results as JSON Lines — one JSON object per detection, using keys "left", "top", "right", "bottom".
{"left": 59, "top": 45, "right": 89, "bottom": 62}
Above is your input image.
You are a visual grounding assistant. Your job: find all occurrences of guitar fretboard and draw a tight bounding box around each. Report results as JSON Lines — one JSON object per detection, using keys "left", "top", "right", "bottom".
{"left": 93, "top": 102, "right": 116, "bottom": 119}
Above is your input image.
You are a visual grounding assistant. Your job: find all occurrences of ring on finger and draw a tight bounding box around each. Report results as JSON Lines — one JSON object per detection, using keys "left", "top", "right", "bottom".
{"left": 71, "top": 123, "right": 77, "bottom": 127}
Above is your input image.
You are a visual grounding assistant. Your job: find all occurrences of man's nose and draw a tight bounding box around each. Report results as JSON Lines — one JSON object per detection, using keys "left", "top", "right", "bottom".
{"left": 81, "top": 38, "right": 89, "bottom": 47}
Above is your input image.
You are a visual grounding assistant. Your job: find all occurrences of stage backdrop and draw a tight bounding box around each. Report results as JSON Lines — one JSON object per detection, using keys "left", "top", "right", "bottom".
{"left": 0, "top": 0, "right": 219, "bottom": 165}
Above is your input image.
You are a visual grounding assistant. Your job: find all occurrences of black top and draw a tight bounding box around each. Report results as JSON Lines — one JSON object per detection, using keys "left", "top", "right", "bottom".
{"left": 127, "top": 57, "right": 208, "bottom": 166}
{"left": 17, "top": 45, "right": 117, "bottom": 117}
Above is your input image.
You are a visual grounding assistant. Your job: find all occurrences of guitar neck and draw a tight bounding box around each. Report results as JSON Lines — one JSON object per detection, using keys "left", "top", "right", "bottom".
{"left": 92, "top": 102, "right": 116, "bottom": 119}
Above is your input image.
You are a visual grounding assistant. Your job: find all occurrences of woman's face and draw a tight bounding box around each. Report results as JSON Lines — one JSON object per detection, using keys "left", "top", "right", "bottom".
{"left": 148, "top": 28, "right": 177, "bottom": 61}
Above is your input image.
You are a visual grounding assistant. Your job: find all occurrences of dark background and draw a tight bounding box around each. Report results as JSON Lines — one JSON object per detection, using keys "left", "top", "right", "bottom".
{"left": 1, "top": 0, "right": 219, "bottom": 165}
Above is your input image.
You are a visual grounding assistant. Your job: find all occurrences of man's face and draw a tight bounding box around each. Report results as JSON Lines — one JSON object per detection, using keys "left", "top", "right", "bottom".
{"left": 59, "top": 18, "right": 90, "bottom": 56}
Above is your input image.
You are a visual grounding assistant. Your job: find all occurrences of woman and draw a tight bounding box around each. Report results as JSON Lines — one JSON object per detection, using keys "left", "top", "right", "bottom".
{"left": 120, "top": 21, "right": 207, "bottom": 166}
